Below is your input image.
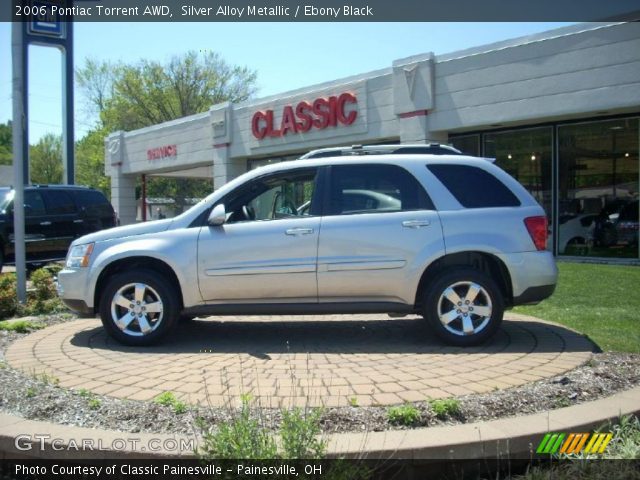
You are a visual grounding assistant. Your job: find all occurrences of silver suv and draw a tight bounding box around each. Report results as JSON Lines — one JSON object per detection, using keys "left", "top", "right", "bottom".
{"left": 57, "top": 146, "right": 557, "bottom": 347}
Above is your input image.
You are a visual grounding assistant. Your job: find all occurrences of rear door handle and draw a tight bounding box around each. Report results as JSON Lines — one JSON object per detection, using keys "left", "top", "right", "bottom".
{"left": 39, "top": 221, "right": 52, "bottom": 226}
{"left": 402, "top": 220, "right": 430, "bottom": 228}
{"left": 73, "top": 219, "right": 84, "bottom": 223}
{"left": 285, "top": 227, "right": 314, "bottom": 236}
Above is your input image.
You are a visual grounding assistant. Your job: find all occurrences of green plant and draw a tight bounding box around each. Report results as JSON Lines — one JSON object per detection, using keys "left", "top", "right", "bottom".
{"left": 0, "top": 320, "right": 44, "bottom": 333}
{"left": 197, "top": 396, "right": 278, "bottom": 459}
{"left": 387, "top": 404, "right": 421, "bottom": 426}
{"left": 88, "top": 398, "right": 102, "bottom": 410}
{"left": 29, "top": 268, "right": 56, "bottom": 301}
{"left": 348, "top": 396, "right": 359, "bottom": 407}
{"left": 280, "top": 407, "right": 326, "bottom": 458}
{"left": 154, "top": 391, "right": 187, "bottom": 414}
{"left": 31, "top": 370, "right": 59, "bottom": 386}
{"left": 0, "top": 273, "right": 17, "bottom": 320}
{"left": 429, "top": 398, "right": 461, "bottom": 419}
{"left": 76, "top": 388, "right": 91, "bottom": 397}
{"left": 25, "top": 387, "right": 37, "bottom": 398}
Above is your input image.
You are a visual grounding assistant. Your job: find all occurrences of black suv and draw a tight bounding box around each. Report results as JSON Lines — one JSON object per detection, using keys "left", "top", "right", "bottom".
{"left": 0, "top": 185, "right": 116, "bottom": 272}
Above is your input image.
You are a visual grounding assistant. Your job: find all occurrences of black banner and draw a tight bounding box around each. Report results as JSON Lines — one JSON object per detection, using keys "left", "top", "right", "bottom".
{"left": 2, "top": 459, "right": 640, "bottom": 480}
{"left": 4, "top": 0, "right": 640, "bottom": 23}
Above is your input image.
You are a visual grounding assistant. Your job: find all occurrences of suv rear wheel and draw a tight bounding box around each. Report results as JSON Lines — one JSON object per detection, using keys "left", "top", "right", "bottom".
{"left": 99, "top": 269, "right": 179, "bottom": 346}
{"left": 422, "top": 268, "right": 504, "bottom": 346}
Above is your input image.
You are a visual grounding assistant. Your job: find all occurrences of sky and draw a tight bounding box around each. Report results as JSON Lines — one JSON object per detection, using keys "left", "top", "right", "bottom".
{"left": 0, "top": 22, "right": 575, "bottom": 143}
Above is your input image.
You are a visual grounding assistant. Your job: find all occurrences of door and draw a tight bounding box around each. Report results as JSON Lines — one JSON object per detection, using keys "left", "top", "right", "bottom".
{"left": 19, "top": 190, "right": 57, "bottom": 261}
{"left": 197, "top": 167, "right": 320, "bottom": 303}
{"left": 40, "top": 189, "right": 78, "bottom": 257}
{"left": 317, "top": 163, "right": 444, "bottom": 305}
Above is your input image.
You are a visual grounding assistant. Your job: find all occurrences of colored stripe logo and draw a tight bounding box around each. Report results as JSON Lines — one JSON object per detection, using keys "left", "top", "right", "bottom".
{"left": 536, "top": 432, "right": 613, "bottom": 455}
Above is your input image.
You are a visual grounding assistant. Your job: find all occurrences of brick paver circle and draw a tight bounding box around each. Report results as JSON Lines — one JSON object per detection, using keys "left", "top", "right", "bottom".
{"left": 6, "top": 313, "right": 594, "bottom": 408}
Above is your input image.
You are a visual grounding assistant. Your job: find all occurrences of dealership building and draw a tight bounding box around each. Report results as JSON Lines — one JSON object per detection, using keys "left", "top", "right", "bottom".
{"left": 105, "top": 21, "right": 640, "bottom": 261}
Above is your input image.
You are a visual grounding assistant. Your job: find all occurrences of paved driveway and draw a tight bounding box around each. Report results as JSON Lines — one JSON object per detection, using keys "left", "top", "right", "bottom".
{"left": 6, "top": 313, "right": 593, "bottom": 408}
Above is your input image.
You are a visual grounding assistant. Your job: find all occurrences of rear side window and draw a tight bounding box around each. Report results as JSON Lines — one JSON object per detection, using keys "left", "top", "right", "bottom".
{"left": 73, "top": 190, "right": 113, "bottom": 216}
{"left": 42, "top": 190, "right": 77, "bottom": 214}
{"left": 328, "top": 164, "right": 433, "bottom": 215}
{"left": 428, "top": 164, "right": 520, "bottom": 208}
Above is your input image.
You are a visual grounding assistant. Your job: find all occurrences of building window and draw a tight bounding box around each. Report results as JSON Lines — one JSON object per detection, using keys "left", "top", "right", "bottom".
{"left": 484, "top": 127, "right": 553, "bottom": 250}
{"left": 557, "top": 118, "right": 639, "bottom": 258}
{"left": 450, "top": 135, "right": 480, "bottom": 156}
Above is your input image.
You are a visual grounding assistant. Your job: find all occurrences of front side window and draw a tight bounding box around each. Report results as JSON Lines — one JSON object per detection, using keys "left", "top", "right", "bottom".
{"left": 24, "top": 191, "right": 46, "bottom": 216}
{"left": 224, "top": 169, "right": 317, "bottom": 223}
{"left": 328, "top": 164, "right": 432, "bottom": 215}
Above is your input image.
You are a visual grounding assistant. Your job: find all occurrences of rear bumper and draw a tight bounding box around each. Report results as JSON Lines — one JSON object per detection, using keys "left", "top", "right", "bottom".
{"left": 496, "top": 250, "right": 558, "bottom": 305}
{"left": 513, "top": 284, "right": 556, "bottom": 305}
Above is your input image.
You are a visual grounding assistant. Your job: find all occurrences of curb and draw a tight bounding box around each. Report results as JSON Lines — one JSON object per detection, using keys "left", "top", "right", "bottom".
{"left": 1, "top": 386, "right": 639, "bottom": 460}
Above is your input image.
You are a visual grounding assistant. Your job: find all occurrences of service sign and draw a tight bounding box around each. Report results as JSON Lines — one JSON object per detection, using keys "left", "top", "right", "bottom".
{"left": 252, "top": 92, "right": 358, "bottom": 139}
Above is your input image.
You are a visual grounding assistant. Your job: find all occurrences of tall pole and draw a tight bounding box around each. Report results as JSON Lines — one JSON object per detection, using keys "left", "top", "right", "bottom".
{"left": 11, "top": 23, "right": 27, "bottom": 303}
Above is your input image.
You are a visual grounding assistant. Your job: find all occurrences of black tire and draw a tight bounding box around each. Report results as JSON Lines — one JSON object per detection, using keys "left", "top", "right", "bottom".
{"left": 99, "top": 269, "right": 179, "bottom": 346}
{"left": 422, "top": 268, "right": 504, "bottom": 347}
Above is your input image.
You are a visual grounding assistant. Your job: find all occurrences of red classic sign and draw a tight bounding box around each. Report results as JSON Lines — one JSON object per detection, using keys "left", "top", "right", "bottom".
{"left": 252, "top": 92, "right": 357, "bottom": 140}
{"left": 147, "top": 144, "right": 177, "bottom": 160}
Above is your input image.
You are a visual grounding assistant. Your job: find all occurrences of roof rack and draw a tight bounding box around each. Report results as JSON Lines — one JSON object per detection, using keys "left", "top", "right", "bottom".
{"left": 300, "top": 143, "right": 463, "bottom": 159}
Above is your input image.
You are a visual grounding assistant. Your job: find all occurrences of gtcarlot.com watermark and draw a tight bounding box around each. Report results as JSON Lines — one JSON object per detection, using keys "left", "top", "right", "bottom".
{"left": 14, "top": 434, "right": 195, "bottom": 453}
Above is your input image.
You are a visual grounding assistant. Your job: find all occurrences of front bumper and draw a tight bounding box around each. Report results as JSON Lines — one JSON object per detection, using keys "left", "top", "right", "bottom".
{"left": 55, "top": 267, "right": 95, "bottom": 317}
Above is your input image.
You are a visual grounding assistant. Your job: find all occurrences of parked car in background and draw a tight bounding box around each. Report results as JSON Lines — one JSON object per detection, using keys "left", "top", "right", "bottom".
{"left": 57, "top": 145, "right": 557, "bottom": 347}
{"left": 0, "top": 185, "right": 116, "bottom": 272}
{"left": 558, "top": 213, "right": 597, "bottom": 254}
{"left": 593, "top": 199, "right": 639, "bottom": 248}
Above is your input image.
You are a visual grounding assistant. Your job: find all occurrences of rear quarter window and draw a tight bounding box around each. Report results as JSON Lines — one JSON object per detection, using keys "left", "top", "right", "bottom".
{"left": 427, "top": 164, "right": 521, "bottom": 208}
{"left": 73, "top": 190, "right": 114, "bottom": 216}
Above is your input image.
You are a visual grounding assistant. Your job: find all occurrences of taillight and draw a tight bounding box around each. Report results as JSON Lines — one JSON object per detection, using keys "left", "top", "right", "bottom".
{"left": 524, "top": 216, "right": 548, "bottom": 251}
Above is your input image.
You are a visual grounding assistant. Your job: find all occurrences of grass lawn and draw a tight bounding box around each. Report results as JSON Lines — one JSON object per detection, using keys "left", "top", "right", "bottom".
{"left": 514, "top": 262, "right": 640, "bottom": 353}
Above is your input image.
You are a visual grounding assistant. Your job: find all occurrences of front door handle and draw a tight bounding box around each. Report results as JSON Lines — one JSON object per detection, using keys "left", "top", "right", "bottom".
{"left": 40, "top": 221, "right": 52, "bottom": 226}
{"left": 402, "top": 220, "right": 430, "bottom": 228}
{"left": 73, "top": 219, "right": 84, "bottom": 223}
{"left": 285, "top": 227, "right": 314, "bottom": 236}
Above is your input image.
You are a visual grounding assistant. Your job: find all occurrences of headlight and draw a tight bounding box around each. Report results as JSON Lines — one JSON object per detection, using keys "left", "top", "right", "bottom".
{"left": 66, "top": 243, "right": 94, "bottom": 268}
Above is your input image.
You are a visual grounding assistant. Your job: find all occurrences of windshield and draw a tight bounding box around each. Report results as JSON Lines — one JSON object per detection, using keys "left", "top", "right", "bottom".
{"left": 0, "top": 189, "right": 13, "bottom": 213}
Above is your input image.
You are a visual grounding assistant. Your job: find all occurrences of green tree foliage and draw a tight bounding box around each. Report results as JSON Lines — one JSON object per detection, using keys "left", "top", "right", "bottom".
{"left": 75, "top": 52, "right": 258, "bottom": 203}
{"left": 0, "top": 121, "right": 12, "bottom": 166}
{"left": 75, "top": 127, "right": 110, "bottom": 197}
{"left": 30, "top": 133, "right": 62, "bottom": 184}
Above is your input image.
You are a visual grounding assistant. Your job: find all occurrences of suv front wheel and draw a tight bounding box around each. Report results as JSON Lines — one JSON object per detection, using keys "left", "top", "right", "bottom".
{"left": 99, "top": 269, "right": 179, "bottom": 346}
{"left": 422, "top": 268, "right": 504, "bottom": 346}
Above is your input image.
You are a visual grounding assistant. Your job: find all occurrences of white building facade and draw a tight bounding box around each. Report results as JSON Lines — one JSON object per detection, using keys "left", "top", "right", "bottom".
{"left": 105, "top": 22, "right": 640, "bottom": 260}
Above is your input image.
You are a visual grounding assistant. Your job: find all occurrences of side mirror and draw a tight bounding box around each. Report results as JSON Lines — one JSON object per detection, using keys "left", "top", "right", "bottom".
{"left": 208, "top": 204, "right": 227, "bottom": 226}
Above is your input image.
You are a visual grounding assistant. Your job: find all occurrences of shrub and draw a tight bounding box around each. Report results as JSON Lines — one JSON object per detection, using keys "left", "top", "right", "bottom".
{"left": 387, "top": 404, "right": 421, "bottom": 426}
{"left": 429, "top": 398, "right": 461, "bottom": 419}
{"left": 154, "top": 391, "right": 187, "bottom": 414}
{"left": 0, "top": 274, "right": 17, "bottom": 320}
{"left": 280, "top": 407, "right": 326, "bottom": 458}
{"left": 30, "top": 268, "right": 56, "bottom": 301}
{"left": 198, "top": 397, "right": 278, "bottom": 459}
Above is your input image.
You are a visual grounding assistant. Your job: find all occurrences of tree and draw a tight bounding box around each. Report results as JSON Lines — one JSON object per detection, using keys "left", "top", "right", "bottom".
{"left": 30, "top": 133, "right": 63, "bottom": 184}
{"left": 76, "top": 51, "right": 258, "bottom": 206}
{"left": 0, "top": 121, "right": 12, "bottom": 166}
{"left": 76, "top": 127, "right": 110, "bottom": 197}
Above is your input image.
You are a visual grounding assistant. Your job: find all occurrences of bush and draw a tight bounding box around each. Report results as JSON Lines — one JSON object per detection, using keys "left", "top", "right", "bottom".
{"left": 429, "top": 398, "right": 462, "bottom": 419}
{"left": 387, "top": 404, "right": 421, "bottom": 426}
{"left": 154, "top": 391, "right": 188, "bottom": 415}
{"left": 0, "top": 274, "right": 17, "bottom": 320}
{"left": 0, "top": 268, "right": 66, "bottom": 319}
